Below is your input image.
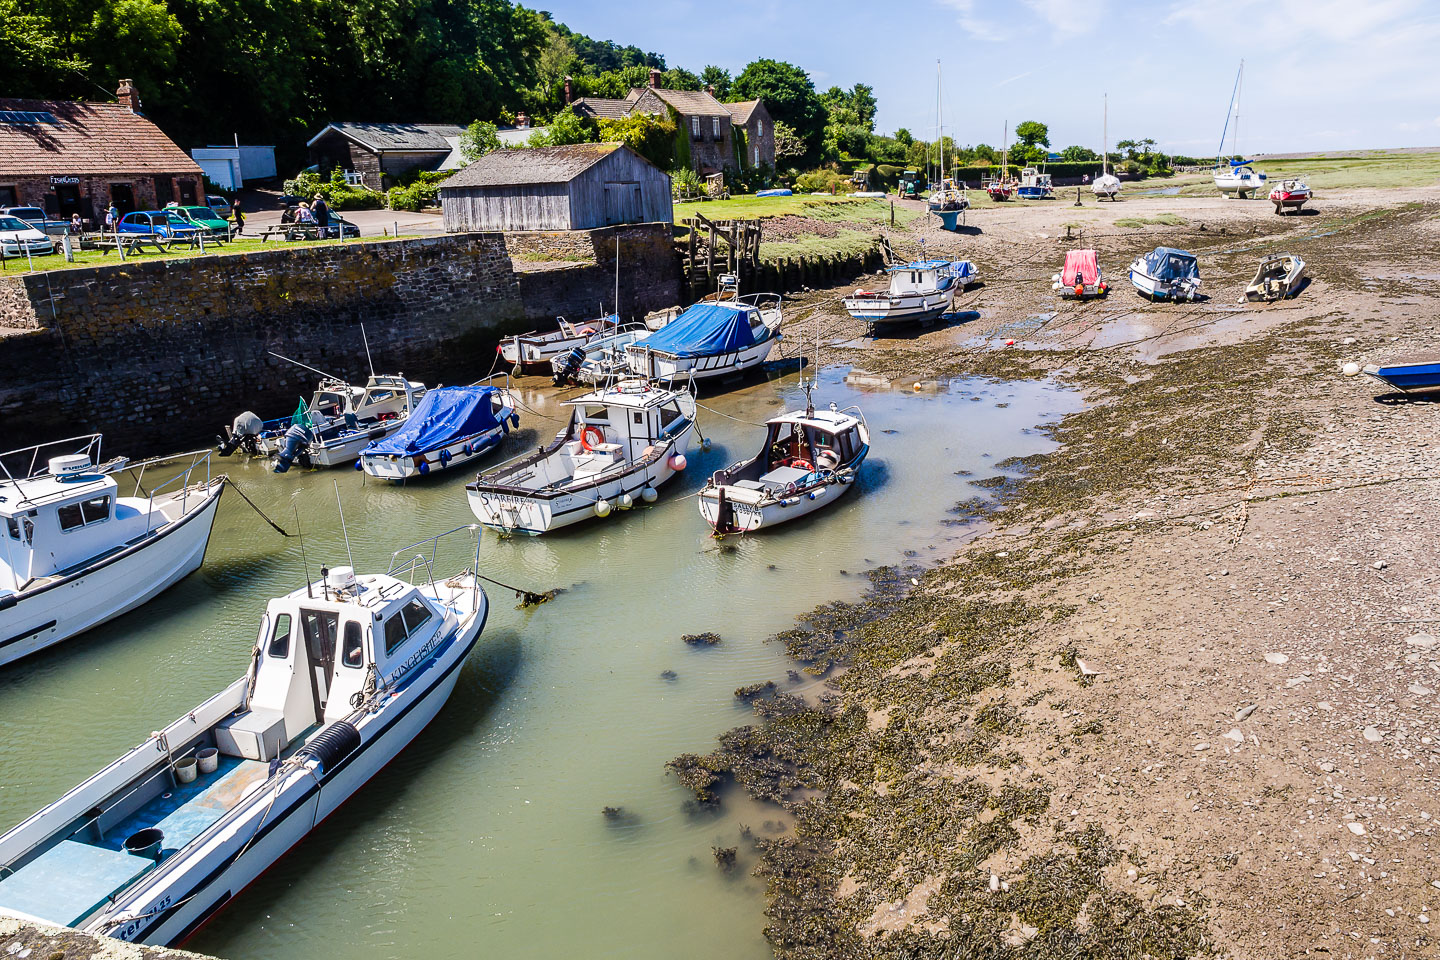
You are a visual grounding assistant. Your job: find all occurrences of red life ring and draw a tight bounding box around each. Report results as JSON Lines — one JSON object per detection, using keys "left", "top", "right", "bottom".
{"left": 581, "top": 425, "right": 606, "bottom": 451}
{"left": 789, "top": 458, "right": 813, "bottom": 472}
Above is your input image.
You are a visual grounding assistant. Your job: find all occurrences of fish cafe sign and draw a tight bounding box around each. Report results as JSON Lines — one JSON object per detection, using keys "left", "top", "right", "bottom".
{"left": 48, "top": 175, "right": 80, "bottom": 185}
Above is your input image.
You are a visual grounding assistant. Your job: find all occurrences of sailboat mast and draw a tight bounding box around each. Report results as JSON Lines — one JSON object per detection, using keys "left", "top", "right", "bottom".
{"left": 1002, "top": 119, "right": 1008, "bottom": 180}
{"left": 1235, "top": 59, "right": 1243, "bottom": 161}
{"left": 938, "top": 60, "right": 945, "bottom": 181}
{"left": 1102, "top": 94, "right": 1108, "bottom": 176}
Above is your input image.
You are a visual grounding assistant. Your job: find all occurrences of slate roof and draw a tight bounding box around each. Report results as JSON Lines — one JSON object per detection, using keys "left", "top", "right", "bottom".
{"left": 570, "top": 98, "right": 631, "bottom": 121}
{"left": 0, "top": 98, "right": 202, "bottom": 177}
{"left": 724, "top": 100, "right": 761, "bottom": 124}
{"left": 308, "top": 122, "right": 465, "bottom": 153}
{"left": 643, "top": 87, "right": 730, "bottom": 117}
{"left": 439, "top": 143, "right": 623, "bottom": 189}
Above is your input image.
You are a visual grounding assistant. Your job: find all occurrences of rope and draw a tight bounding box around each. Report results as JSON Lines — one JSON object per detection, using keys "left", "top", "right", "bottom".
{"left": 473, "top": 570, "right": 552, "bottom": 606}
{"left": 222, "top": 476, "right": 293, "bottom": 536}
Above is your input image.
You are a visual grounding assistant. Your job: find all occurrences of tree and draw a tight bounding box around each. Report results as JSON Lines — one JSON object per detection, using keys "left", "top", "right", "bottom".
{"left": 1059, "top": 145, "right": 1098, "bottom": 162}
{"left": 1014, "top": 120, "right": 1050, "bottom": 151}
{"left": 894, "top": 128, "right": 914, "bottom": 148}
{"left": 731, "top": 59, "right": 825, "bottom": 156}
{"left": 849, "top": 83, "right": 877, "bottom": 130}
{"left": 0, "top": 0, "right": 90, "bottom": 95}
{"left": 597, "top": 112, "right": 675, "bottom": 169}
{"left": 1115, "top": 139, "right": 1138, "bottom": 160}
{"left": 973, "top": 143, "right": 997, "bottom": 164}
{"left": 533, "top": 108, "right": 596, "bottom": 146}
{"left": 460, "top": 120, "right": 502, "bottom": 162}
{"left": 700, "top": 65, "right": 731, "bottom": 99}
{"left": 661, "top": 67, "right": 702, "bottom": 91}
{"left": 772, "top": 121, "right": 807, "bottom": 162}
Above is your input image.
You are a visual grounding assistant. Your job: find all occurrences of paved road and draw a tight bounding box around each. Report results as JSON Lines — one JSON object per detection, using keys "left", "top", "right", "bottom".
{"left": 235, "top": 206, "right": 444, "bottom": 238}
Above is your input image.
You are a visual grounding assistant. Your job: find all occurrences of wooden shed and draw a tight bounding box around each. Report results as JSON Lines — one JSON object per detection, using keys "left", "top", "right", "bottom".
{"left": 439, "top": 143, "right": 672, "bottom": 232}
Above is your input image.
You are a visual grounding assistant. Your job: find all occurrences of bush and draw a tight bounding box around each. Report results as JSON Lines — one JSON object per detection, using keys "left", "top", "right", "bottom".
{"left": 282, "top": 169, "right": 385, "bottom": 210}
{"left": 794, "top": 167, "right": 849, "bottom": 194}
{"left": 671, "top": 166, "right": 703, "bottom": 199}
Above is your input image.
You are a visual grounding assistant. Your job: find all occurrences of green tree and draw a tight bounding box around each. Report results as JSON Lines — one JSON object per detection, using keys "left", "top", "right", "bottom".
{"left": 772, "top": 120, "right": 807, "bottom": 162}
{"left": 1059, "top": 144, "right": 1099, "bottom": 162}
{"left": 731, "top": 59, "right": 825, "bottom": 156}
{"left": 532, "top": 107, "right": 595, "bottom": 146}
{"left": 0, "top": 0, "right": 90, "bottom": 94}
{"left": 700, "top": 65, "right": 731, "bottom": 99}
{"left": 460, "top": 120, "right": 502, "bottom": 161}
{"left": 973, "top": 142, "right": 997, "bottom": 163}
{"left": 661, "top": 67, "right": 701, "bottom": 91}
{"left": 597, "top": 112, "right": 675, "bottom": 169}
{"left": 1115, "top": 139, "right": 1138, "bottom": 160}
{"left": 1014, "top": 120, "right": 1050, "bottom": 151}
{"left": 894, "top": 128, "right": 914, "bottom": 148}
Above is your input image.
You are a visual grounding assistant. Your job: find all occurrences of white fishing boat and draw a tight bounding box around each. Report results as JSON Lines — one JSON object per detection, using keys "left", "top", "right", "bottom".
{"left": 1129, "top": 246, "right": 1201, "bottom": 301}
{"left": 0, "top": 528, "right": 488, "bottom": 945}
{"left": 0, "top": 436, "right": 224, "bottom": 667}
{"left": 698, "top": 387, "right": 869, "bottom": 535}
{"left": 361, "top": 379, "right": 517, "bottom": 482}
{"left": 1212, "top": 61, "right": 1267, "bottom": 198}
{"left": 550, "top": 324, "right": 653, "bottom": 386}
{"left": 625, "top": 291, "right": 782, "bottom": 385}
{"left": 467, "top": 380, "right": 697, "bottom": 535}
{"left": 1245, "top": 253, "right": 1306, "bottom": 302}
{"left": 1092, "top": 93, "right": 1121, "bottom": 201}
{"left": 499, "top": 315, "right": 618, "bottom": 374}
{"left": 843, "top": 259, "right": 977, "bottom": 329}
{"left": 1016, "top": 167, "right": 1053, "bottom": 200}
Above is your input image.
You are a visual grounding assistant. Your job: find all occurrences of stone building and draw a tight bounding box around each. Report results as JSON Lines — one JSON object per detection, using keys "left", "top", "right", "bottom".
{"left": 0, "top": 81, "right": 204, "bottom": 223}
{"left": 568, "top": 70, "right": 775, "bottom": 175}
{"left": 439, "top": 143, "right": 672, "bottom": 232}
{"left": 306, "top": 122, "right": 465, "bottom": 191}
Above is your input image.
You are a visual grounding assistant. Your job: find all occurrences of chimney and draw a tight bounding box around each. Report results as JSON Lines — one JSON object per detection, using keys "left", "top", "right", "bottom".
{"left": 705, "top": 84, "right": 715, "bottom": 96}
{"left": 564, "top": 75, "right": 573, "bottom": 105}
{"left": 515, "top": 113, "right": 529, "bottom": 129}
{"left": 115, "top": 78, "right": 140, "bottom": 113}
{"left": 649, "top": 67, "right": 661, "bottom": 89}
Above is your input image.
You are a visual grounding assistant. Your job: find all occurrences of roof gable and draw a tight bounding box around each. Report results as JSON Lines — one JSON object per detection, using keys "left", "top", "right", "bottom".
{"left": 570, "top": 98, "right": 631, "bottom": 121}
{"left": 644, "top": 87, "right": 729, "bottom": 117}
{"left": 724, "top": 100, "right": 763, "bottom": 124}
{"left": 310, "top": 122, "right": 466, "bottom": 153}
{"left": 0, "top": 98, "right": 202, "bottom": 177}
{"left": 438, "top": 143, "right": 628, "bottom": 189}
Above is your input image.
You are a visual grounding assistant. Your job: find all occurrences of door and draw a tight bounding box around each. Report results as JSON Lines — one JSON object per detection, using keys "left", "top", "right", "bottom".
{"left": 300, "top": 609, "right": 340, "bottom": 721}
{"left": 177, "top": 180, "right": 198, "bottom": 205}
{"left": 110, "top": 184, "right": 135, "bottom": 214}
{"left": 54, "top": 185, "right": 81, "bottom": 218}
{"left": 154, "top": 176, "right": 173, "bottom": 208}
{"left": 604, "top": 182, "right": 641, "bottom": 225}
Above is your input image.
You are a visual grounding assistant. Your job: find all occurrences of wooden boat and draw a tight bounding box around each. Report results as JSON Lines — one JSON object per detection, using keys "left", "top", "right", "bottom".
{"left": 1128, "top": 247, "right": 1201, "bottom": 301}
{"left": 467, "top": 379, "right": 696, "bottom": 535}
{"left": 1052, "top": 250, "right": 1108, "bottom": 299}
{"left": 843, "top": 259, "right": 976, "bottom": 329}
{"left": 0, "top": 530, "right": 487, "bottom": 945}
{"left": 698, "top": 389, "right": 868, "bottom": 535}
{"left": 360, "top": 379, "right": 517, "bottom": 481}
{"left": 551, "top": 324, "right": 655, "bottom": 386}
{"left": 499, "top": 315, "right": 618, "bottom": 374}
{"left": 1269, "top": 179, "right": 1311, "bottom": 214}
{"left": 0, "top": 437, "right": 223, "bottom": 667}
{"left": 1245, "top": 254, "right": 1306, "bottom": 302}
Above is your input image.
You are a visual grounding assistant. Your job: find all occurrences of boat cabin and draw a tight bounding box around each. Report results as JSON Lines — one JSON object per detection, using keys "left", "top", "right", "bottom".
{"left": 306, "top": 375, "right": 422, "bottom": 429}
{"left": 715, "top": 407, "right": 866, "bottom": 491}
{"left": 553, "top": 382, "right": 691, "bottom": 480}
{"left": 886, "top": 260, "right": 961, "bottom": 296}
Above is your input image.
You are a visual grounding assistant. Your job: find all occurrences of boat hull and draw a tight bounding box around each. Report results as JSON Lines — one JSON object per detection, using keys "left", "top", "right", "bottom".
{"left": 626, "top": 338, "right": 778, "bottom": 384}
{"left": 361, "top": 424, "right": 509, "bottom": 481}
{"left": 1016, "top": 186, "right": 1051, "bottom": 200}
{"left": 698, "top": 467, "right": 863, "bottom": 533}
{"left": 0, "top": 483, "right": 223, "bottom": 667}
{"left": 1129, "top": 266, "right": 1200, "bottom": 302}
{"left": 844, "top": 289, "right": 954, "bottom": 326}
{"left": 1361, "top": 363, "right": 1440, "bottom": 393}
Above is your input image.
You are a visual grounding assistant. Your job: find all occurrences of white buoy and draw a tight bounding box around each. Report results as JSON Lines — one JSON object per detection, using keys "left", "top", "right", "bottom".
{"left": 669, "top": 453, "right": 687, "bottom": 471}
{"left": 618, "top": 493, "right": 634, "bottom": 510}
{"left": 640, "top": 486, "right": 658, "bottom": 503}
{"left": 594, "top": 499, "right": 612, "bottom": 518}
{"left": 1342, "top": 362, "right": 1361, "bottom": 377}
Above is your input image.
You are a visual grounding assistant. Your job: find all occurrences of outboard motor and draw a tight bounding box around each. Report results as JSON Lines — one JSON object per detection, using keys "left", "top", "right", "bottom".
{"left": 273, "top": 423, "right": 314, "bottom": 473}
{"left": 217, "top": 411, "right": 264, "bottom": 457}
{"left": 553, "top": 345, "right": 585, "bottom": 386}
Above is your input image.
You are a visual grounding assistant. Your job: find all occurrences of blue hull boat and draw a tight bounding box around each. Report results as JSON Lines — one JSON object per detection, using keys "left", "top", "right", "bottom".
{"left": 934, "top": 209, "right": 965, "bottom": 231}
{"left": 1362, "top": 361, "right": 1440, "bottom": 393}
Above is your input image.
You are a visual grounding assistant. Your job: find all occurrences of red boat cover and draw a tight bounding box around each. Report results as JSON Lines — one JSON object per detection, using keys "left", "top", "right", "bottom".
{"left": 1061, "top": 250, "right": 1100, "bottom": 285}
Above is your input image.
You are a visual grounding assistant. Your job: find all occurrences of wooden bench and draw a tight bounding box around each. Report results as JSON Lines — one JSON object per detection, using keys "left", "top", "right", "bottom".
{"left": 259, "top": 223, "right": 322, "bottom": 242}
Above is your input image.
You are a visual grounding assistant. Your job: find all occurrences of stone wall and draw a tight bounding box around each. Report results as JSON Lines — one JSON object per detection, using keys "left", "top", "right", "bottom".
{"left": 0, "top": 917, "right": 209, "bottom": 960}
{"left": 0, "top": 223, "right": 679, "bottom": 455}
{"left": 505, "top": 224, "right": 680, "bottom": 321}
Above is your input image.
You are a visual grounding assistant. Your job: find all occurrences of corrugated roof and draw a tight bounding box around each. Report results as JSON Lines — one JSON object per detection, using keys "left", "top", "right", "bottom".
{"left": 570, "top": 98, "right": 631, "bottom": 121}
{"left": 438, "top": 143, "right": 623, "bottom": 189}
{"left": 0, "top": 98, "right": 202, "bottom": 177}
{"left": 645, "top": 87, "right": 729, "bottom": 117}
{"left": 309, "top": 122, "right": 465, "bottom": 153}
{"left": 724, "top": 100, "right": 760, "bottom": 124}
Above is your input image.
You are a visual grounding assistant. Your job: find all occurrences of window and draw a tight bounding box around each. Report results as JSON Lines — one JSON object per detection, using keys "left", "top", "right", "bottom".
{"left": 268, "top": 613, "right": 293, "bottom": 658}
{"left": 712, "top": 117, "right": 721, "bottom": 140}
{"left": 342, "top": 621, "right": 364, "bottom": 668}
{"left": 755, "top": 147, "right": 760, "bottom": 166}
{"left": 384, "top": 614, "right": 407, "bottom": 655}
{"left": 401, "top": 599, "right": 432, "bottom": 636}
{"left": 5, "top": 517, "right": 18, "bottom": 540}
{"left": 691, "top": 116, "right": 700, "bottom": 138}
{"left": 384, "top": 599, "right": 433, "bottom": 655}
{"left": 758, "top": 121, "right": 764, "bottom": 139}
{"left": 0, "top": 186, "right": 16, "bottom": 207}
{"left": 57, "top": 495, "right": 110, "bottom": 532}
{"left": 632, "top": 411, "right": 643, "bottom": 425}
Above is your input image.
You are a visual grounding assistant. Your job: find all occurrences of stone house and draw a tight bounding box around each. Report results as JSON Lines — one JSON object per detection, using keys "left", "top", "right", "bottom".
{"left": 306, "top": 122, "right": 465, "bottom": 191}
{"left": 0, "top": 81, "right": 204, "bottom": 224}
{"left": 568, "top": 70, "right": 775, "bottom": 175}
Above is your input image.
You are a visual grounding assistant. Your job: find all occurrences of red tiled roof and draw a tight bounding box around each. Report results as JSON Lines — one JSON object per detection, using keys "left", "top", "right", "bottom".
{"left": 0, "top": 99, "right": 202, "bottom": 177}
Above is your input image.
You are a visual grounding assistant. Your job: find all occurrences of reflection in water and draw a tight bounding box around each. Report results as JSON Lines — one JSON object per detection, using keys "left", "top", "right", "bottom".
{"left": 0, "top": 367, "right": 1080, "bottom": 960}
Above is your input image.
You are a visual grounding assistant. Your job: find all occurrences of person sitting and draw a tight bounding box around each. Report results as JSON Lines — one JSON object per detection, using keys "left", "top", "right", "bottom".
{"left": 295, "top": 203, "right": 316, "bottom": 225}
{"left": 69, "top": 213, "right": 83, "bottom": 234}
{"left": 280, "top": 205, "right": 296, "bottom": 224}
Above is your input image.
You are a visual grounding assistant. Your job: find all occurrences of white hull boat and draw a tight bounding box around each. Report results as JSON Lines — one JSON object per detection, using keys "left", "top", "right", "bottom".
{"left": 1245, "top": 253, "right": 1306, "bottom": 302}
{"left": 1052, "top": 249, "right": 1108, "bottom": 299}
{"left": 468, "top": 380, "right": 697, "bottom": 535}
{"left": 843, "top": 259, "right": 976, "bottom": 328}
{"left": 1214, "top": 165, "right": 1267, "bottom": 198}
{"left": 1091, "top": 174, "right": 1121, "bottom": 200}
{"left": 0, "top": 531, "right": 487, "bottom": 945}
{"left": 1129, "top": 246, "right": 1201, "bottom": 302}
{"left": 361, "top": 379, "right": 517, "bottom": 482}
{"left": 0, "top": 437, "right": 224, "bottom": 667}
{"left": 625, "top": 295, "right": 783, "bottom": 385}
{"left": 551, "top": 325, "right": 652, "bottom": 386}
{"left": 1269, "top": 178, "right": 1312, "bottom": 214}
{"left": 698, "top": 397, "right": 868, "bottom": 534}
{"left": 500, "top": 316, "right": 618, "bottom": 373}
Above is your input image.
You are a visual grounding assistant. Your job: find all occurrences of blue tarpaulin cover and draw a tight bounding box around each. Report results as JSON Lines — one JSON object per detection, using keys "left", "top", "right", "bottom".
{"left": 365, "top": 386, "right": 499, "bottom": 456}
{"left": 1141, "top": 247, "right": 1199, "bottom": 282}
{"left": 632, "top": 303, "right": 764, "bottom": 358}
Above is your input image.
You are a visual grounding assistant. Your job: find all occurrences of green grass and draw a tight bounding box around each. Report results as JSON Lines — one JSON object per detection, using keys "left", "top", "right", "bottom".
{"left": 515, "top": 250, "right": 593, "bottom": 263}
{"left": 1155, "top": 150, "right": 1440, "bottom": 197}
{"left": 0, "top": 234, "right": 424, "bottom": 276}
{"left": 757, "top": 228, "right": 879, "bottom": 263}
{"left": 1115, "top": 213, "right": 1189, "bottom": 228}
{"left": 674, "top": 194, "right": 918, "bottom": 225}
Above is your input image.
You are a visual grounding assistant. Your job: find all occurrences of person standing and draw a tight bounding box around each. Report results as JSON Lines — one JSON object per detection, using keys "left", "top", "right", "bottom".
{"left": 104, "top": 202, "right": 117, "bottom": 235}
{"left": 312, "top": 192, "right": 331, "bottom": 238}
{"left": 230, "top": 199, "right": 245, "bottom": 236}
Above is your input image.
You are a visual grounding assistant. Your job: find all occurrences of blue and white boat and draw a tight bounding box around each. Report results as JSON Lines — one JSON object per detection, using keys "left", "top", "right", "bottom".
{"left": 360, "top": 379, "right": 517, "bottom": 481}
{"left": 1129, "top": 247, "right": 1201, "bottom": 301}
{"left": 1016, "top": 167, "right": 1053, "bottom": 200}
{"left": 1357, "top": 360, "right": 1440, "bottom": 394}
{"left": 0, "top": 529, "right": 488, "bottom": 946}
{"left": 625, "top": 294, "right": 783, "bottom": 384}
{"left": 842, "top": 259, "right": 978, "bottom": 329}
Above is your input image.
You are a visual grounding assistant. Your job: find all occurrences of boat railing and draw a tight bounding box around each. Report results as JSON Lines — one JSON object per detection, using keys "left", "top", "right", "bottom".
{"left": 835, "top": 404, "right": 868, "bottom": 429}
{"left": 124, "top": 449, "right": 217, "bottom": 534}
{"left": 738, "top": 292, "right": 783, "bottom": 314}
{"left": 0, "top": 433, "right": 104, "bottom": 484}
{"left": 386, "top": 524, "right": 483, "bottom": 607}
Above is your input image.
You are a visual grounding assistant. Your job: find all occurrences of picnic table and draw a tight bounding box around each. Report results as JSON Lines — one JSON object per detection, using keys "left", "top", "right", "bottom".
{"left": 259, "top": 223, "right": 323, "bottom": 242}
{"left": 87, "top": 232, "right": 212, "bottom": 256}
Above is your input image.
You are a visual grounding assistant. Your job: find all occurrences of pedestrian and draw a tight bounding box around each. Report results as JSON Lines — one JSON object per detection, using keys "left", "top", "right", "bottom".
{"left": 104, "top": 202, "right": 117, "bottom": 234}
{"left": 296, "top": 202, "right": 315, "bottom": 225}
{"left": 69, "top": 212, "right": 83, "bottom": 234}
{"left": 312, "top": 193, "right": 331, "bottom": 238}
{"left": 230, "top": 199, "right": 245, "bottom": 236}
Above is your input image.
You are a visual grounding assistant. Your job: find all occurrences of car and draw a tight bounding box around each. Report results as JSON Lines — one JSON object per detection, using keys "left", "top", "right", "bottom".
{"left": 0, "top": 215, "right": 56, "bottom": 257}
{"left": 206, "top": 195, "right": 231, "bottom": 217}
{"left": 116, "top": 210, "right": 203, "bottom": 240}
{"left": 331, "top": 214, "right": 361, "bottom": 239}
{"left": 2, "top": 206, "right": 70, "bottom": 236}
{"left": 171, "top": 205, "right": 232, "bottom": 237}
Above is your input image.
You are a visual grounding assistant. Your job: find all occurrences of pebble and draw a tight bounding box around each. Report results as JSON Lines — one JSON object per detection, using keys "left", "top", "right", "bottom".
{"left": 1235, "top": 703, "right": 1258, "bottom": 721}
{"left": 1409, "top": 683, "right": 1435, "bottom": 695}
{"left": 1373, "top": 560, "right": 1387, "bottom": 569}
{"left": 1347, "top": 822, "right": 1368, "bottom": 836}
{"left": 1319, "top": 761, "right": 1336, "bottom": 773}
{"left": 989, "top": 874, "right": 1000, "bottom": 892}
{"left": 1406, "top": 633, "right": 1438, "bottom": 650}
{"left": 1264, "top": 652, "right": 1290, "bottom": 665}
{"left": 1194, "top": 742, "right": 1211, "bottom": 752}
{"left": 1222, "top": 728, "right": 1244, "bottom": 744}
{"left": 1364, "top": 726, "right": 1384, "bottom": 742}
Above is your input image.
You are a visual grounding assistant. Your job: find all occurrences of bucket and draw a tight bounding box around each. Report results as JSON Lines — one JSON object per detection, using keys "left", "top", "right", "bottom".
{"left": 123, "top": 827, "right": 164, "bottom": 860}
{"left": 196, "top": 747, "right": 219, "bottom": 775}
{"left": 174, "top": 756, "right": 197, "bottom": 783}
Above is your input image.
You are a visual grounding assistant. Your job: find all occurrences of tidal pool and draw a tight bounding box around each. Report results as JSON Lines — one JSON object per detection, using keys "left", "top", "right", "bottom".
{"left": 0, "top": 366, "right": 1079, "bottom": 960}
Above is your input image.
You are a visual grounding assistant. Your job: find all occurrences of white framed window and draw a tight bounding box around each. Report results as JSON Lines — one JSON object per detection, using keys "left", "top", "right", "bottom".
{"left": 758, "top": 121, "right": 764, "bottom": 138}
{"left": 691, "top": 116, "right": 700, "bottom": 138}
{"left": 755, "top": 146, "right": 760, "bottom": 165}
{"left": 712, "top": 116, "right": 721, "bottom": 139}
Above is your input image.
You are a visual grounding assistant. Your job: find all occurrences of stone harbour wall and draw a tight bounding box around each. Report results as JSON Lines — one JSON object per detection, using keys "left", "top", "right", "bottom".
{"left": 0, "top": 223, "right": 679, "bottom": 455}
{"left": 0, "top": 917, "right": 211, "bottom": 960}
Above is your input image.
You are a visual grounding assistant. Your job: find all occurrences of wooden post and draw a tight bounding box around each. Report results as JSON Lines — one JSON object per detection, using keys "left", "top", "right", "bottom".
{"left": 707, "top": 222, "right": 716, "bottom": 279}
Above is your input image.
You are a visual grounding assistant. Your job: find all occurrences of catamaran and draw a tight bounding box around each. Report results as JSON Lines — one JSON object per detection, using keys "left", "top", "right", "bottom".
{"left": 0, "top": 529, "right": 488, "bottom": 945}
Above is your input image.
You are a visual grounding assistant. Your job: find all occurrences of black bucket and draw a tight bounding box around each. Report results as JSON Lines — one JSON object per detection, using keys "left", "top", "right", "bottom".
{"left": 123, "top": 827, "right": 164, "bottom": 860}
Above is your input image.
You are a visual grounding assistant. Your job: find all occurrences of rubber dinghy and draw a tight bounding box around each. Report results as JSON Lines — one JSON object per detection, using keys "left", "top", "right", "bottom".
{"left": 361, "top": 380, "right": 517, "bottom": 481}
{"left": 624, "top": 297, "right": 783, "bottom": 384}
{"left": 0, "top": 528, "right": 488, "bottom": 945}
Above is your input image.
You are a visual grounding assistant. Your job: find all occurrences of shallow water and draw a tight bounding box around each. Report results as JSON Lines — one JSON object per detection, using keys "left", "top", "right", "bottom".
{"left": 0, "top": 367, "right": 1079, "bottom": 960}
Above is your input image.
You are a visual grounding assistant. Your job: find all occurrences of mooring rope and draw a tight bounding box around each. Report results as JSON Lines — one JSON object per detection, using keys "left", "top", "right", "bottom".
{"left": 223, "top": 476, "right": 293, "bottom": 536}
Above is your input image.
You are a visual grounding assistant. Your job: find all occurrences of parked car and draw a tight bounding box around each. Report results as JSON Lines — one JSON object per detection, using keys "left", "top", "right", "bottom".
{"left": 206, "top": 195, "right": 232, "bottom": 217}
{"left": 117, "top": 210, "right": 203, "bottom": 240}
{"left": 1, "top": 206, "right": 71, "bottom": 236}
{"left": 331, "top": 214, "right": 361, "bottom": 239}
{"left": 0, "top": 215, "right": 56, "bottom": 257}
{"left": 171, "top": 205, "right": 231, "bottom": 237}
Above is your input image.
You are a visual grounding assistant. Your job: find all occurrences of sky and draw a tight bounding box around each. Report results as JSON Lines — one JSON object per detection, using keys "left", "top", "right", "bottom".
{"left": 537, "top": 0, "right": 1440, "bottom": 157}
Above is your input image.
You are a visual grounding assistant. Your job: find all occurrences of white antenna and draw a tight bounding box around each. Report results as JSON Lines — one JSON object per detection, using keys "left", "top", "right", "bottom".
{"left": 333, "top": 479, "right": 355, "bottom": 570}
{"left": 360, "top": 323, "right": 375, "bottom": 377}
{"left": 614, "top": 233, "right": 620, "bottom": 317}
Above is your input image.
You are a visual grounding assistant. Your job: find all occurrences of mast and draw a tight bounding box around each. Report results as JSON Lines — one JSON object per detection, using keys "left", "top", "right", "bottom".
{"left": 1235, "top": 59, "right": 1243, "bottom": 162}
{"left": 937, "top": 60, "right": 945, "bottom": 184}
{"left": 1001, "top": 119, "right": 1008, "bottom": 180}
{"left": 1102, "top": 94, "right": 1108, "bottom": 177}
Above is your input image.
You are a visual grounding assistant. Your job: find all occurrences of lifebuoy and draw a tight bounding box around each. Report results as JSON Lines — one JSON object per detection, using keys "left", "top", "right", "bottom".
{"left": 789, "top": 458, "right": 813, "bottom": 472}
{"left": 581, "top": 425, "right": 606, "bottom": 450}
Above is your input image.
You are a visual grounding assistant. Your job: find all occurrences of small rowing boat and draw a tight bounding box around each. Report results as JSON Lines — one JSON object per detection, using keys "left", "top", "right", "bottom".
{"left": 499, "top": 315, "right": 619, "bottom": 374}
{"left": 1245, "top": 254, "right": 1306, "bottom": 302}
